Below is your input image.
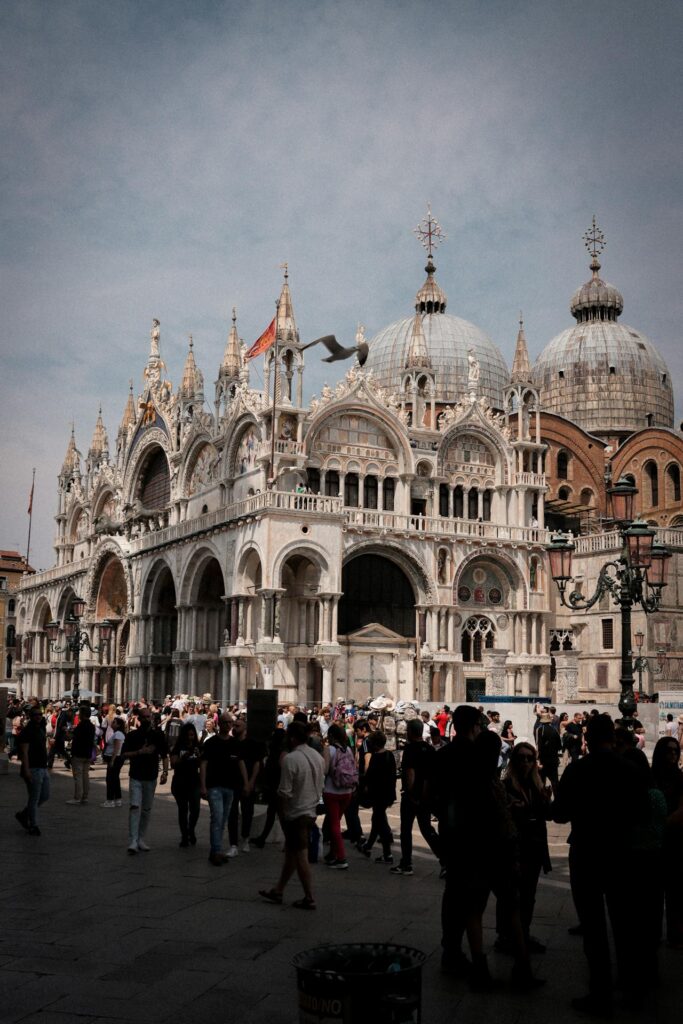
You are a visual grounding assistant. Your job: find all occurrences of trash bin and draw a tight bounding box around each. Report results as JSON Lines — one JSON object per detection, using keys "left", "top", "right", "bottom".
{"left": 293, "top": 942, "right": 425, "bottom": 1023}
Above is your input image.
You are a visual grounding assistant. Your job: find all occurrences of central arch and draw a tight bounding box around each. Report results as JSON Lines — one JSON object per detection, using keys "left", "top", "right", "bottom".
{"left": 339, "top": 553, "right": 416, "bottom": 637}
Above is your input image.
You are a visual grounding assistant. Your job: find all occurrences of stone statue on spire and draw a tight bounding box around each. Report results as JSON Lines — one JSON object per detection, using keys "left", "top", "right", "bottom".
{"left": 150, "top": 318, "right": 161, "bottom": 357}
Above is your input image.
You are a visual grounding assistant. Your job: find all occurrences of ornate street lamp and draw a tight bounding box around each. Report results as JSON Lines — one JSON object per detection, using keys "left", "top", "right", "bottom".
{"left": 547, "top": 483, "right": 671, "bottom": 727}
{"left": 44, "top": 597, "right": 114, "bottom": 707}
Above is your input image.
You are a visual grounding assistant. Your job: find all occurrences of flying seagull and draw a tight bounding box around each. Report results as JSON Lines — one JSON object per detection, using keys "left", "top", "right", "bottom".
{"left": 300, "top": 334, "right": 369, "bottom": 367}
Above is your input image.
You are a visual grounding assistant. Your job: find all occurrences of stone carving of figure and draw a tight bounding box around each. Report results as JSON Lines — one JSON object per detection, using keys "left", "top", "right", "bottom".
{"left": 151, "top": 319, "right": 161, "bottom": 357}
{"left": 356, "top": 323, "right": 366, "bottom": 346}
{"left": 467, "top": 348, "right": 480, "bottom": 389}
{"left": 321, "top": 383, "right": 333, "bottom": 401}
{"left": 438, "top": 549, "right": 447, "bottom": 584}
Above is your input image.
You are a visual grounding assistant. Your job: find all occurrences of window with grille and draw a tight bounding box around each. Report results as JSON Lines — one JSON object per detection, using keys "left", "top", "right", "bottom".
{"left": 601, "top": 619, "right": 614, "bottom": 650}
{"left": 139, "top": 448, "right": 171, "bottom": 509}
{"left": 596, "top": 663, "right": 609, "bottom": 688}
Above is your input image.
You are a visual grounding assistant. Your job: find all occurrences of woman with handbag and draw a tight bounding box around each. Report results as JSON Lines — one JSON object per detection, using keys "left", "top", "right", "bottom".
{"left": 360, "top": 730, "right": 397, "bottom": 863}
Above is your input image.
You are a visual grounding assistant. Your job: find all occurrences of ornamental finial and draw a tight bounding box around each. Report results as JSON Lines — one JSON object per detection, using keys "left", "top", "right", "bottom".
{"left": 414, "top": 203, "right": 446, "bottom": 261}
{"left": 583, "top": 215, "right": 606, "bottom": 275}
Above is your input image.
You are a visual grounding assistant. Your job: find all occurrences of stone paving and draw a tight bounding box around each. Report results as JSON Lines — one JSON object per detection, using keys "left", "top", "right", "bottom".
{"left": 1, "top": 761, "right": 676, "bottom": 1023}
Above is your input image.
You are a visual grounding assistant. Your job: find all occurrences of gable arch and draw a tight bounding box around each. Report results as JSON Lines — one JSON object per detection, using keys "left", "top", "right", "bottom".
{"left": 83, "top": 541, "right": 133, "bottom": 615}
{"left": 123, "top": 432, "right": 173, "bottom": 507}
{"left": 141, "top": 557, "right": 177, "bottom": 614}
{"left": 437, "top": 421, "right": 509, "bottom": 483}
{"left": 454, "top": 548, "right": 529, "bottom": 610}
{"left": 32, "top": 595, "right": 54, "bottom": 630}
{"left": 224, "top": 415, "right": 261, "bottom": 479}
{"left": 305, "top": 402, "right": 413, "bottom": 474}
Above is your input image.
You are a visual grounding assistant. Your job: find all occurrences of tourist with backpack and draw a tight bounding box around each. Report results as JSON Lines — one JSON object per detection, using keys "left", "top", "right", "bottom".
{"left": 322, "top": 723, "right": 358, "bottom": 869}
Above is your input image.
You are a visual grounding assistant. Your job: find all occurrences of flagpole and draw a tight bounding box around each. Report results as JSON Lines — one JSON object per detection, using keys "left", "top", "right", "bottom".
{"left": 26, "top": 467, "right": 35, "bottom": 566}
{"left": 269, "top": 298, "right": 280, "bottom": 489}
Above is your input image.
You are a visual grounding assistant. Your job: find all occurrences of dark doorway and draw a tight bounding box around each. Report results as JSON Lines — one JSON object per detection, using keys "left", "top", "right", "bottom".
{"left": 339, "top": 554, "right": 415, "bottom": 636}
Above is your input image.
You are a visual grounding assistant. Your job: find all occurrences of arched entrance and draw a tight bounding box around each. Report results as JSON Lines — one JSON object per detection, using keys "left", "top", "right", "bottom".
{"left": 339, "top": 554, "right": 416, "bottom": 636}
{"left": 145, "top": 564, "right": 177, "bottom": 698}
{"left": 190, "top": 557, "right": 225, "bottom": 695}
{"left": 95, "top": 555, "right": 129, "bottom": 703}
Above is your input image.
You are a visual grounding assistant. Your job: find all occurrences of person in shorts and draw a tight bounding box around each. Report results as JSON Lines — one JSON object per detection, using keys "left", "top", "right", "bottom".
{"left": 259, "top": 721, "right": 324, "bottom": 910}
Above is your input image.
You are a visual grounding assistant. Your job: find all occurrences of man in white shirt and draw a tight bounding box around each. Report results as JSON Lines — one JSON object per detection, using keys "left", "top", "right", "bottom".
{"left": 259, "top": 721, "right": 324, "bottom": 910}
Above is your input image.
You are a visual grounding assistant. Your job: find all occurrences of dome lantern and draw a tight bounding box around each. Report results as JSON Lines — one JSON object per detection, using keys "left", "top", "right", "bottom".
{"left": 569, "top": 216, "right": 624, "bottom": 324}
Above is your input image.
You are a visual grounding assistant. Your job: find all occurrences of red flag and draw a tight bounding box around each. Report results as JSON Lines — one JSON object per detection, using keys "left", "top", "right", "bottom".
{"left": 27, "top": 478, "right": 34, "bottom": 516}
{"left": 246, "top": 317, "right": 276, "bottom": 360}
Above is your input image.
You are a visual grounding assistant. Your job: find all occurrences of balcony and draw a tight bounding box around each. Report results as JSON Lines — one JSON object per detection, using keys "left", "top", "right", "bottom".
{"left": 342, "top": 508, "right": 548, "bottom": 545}
{"left": 256, "top": 438, "right": 305, "bottom": 459}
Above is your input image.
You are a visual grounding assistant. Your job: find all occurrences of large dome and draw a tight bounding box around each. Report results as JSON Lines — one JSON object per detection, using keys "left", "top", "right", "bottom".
{"left": 533, "top": 322, "right": 674, "bottom": 434}
{"left": 365, "top": 312, "right": 509, "bottom": 409}
{"left": 533, "top": 224, "right": 674, "bottom": 435}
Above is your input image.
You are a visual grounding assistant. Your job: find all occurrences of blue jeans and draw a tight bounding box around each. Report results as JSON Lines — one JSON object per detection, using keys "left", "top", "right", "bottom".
{"left": 129, "top": 778, "right": 157, "bottom": 846}
{"left": 207, "top": 787, "right": 234, "bottom": 854}
{"left": 23, "top": 768, "right": 50, "bottom": 827}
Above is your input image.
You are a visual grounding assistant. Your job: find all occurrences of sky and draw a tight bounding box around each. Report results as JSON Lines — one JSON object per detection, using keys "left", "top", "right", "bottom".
{"left": 1, "top": 0, "right": 681, "bottom": 570}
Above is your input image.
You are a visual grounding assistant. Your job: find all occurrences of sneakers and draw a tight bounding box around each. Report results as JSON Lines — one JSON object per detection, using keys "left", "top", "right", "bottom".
{"left": 227, "top": 845, "right": 239, "bottom": 858}
{"left": 389, "top": 865, "right": 414, "bottom": 876}
{"left": 327, "top": 859, "right": 349, "bottom": 870}
{"left": 115, "top": 799, "right": 122, "bottom": 807}
{"left": 240, "top": 839, "right": 251, "bottom": 853}
{"left": 100, "top": 800, "right": 116, "bottom": 808}
{"left": 137, "top": 841, "right": 151, "bottom": 852}
{"left": 375, "top": 854, "right": 393, "bottom": 864}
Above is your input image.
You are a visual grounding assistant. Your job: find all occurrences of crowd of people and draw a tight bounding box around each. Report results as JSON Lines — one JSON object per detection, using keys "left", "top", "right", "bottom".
{"left": 8, "top": 692, "right": 683, "bottom": 1015}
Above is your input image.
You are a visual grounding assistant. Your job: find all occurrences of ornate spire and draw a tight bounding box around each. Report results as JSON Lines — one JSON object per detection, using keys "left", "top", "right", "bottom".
{"left": 119, "top": 380, "right": 136, "bottom": 433}
{"left": 276, "top": 262, "right": 299, "bottom": 343}
{"left": 405, "top": 313, "right": 431, "bottom": 369}
{"left": 414, "top": 205, "right": 447, "bottom": 313}
{"left": 510, "top": 312, "right": 532, "bottom": 383}
{"left": 180, "top": 335, "right": 199, "bottom": 398}
{"left": 221, "top": 307, "right": 242, "bottom": 380}
{"left": 583, "top": 214, "right": 606, "bottom": 277}
{"left": 61, "top": 425, "right": 81, "bottom": 475}
{"left": 89, "top": 405, "right": 108, "bottom": 455}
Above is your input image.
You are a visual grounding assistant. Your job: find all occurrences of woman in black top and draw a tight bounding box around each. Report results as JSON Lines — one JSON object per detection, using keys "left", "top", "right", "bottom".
{"left": 360, "top": 730, "right": 397, "bottom": 863}
{"left": 498, "top": 741, "right": 552, "bottom": 953}
{"left": 652, "top": 737, "right": 683, "bottom": 948}
{"left": 171, "top": 723, "right": 202, "bottom": 847}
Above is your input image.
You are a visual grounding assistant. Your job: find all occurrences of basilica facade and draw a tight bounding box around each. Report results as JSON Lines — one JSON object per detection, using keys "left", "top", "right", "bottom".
{"left": 15, "top": 220, "right": 683, "bottom": 706}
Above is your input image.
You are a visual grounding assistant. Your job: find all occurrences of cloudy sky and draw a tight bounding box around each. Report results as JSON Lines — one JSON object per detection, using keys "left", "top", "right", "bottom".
{"left": 1, "top": 0, "right": 681, "bottom": 569}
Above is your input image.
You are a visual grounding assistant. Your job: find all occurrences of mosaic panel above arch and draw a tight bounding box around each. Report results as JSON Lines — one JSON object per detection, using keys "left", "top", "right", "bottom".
{"left": 315, "top": 413, "right": 396, "bottom": 463}
{"left": 453, "top": 559, "right": 515, "bottom": 610}
{"left": 186, "top": 443, "right": 219, "bottom": 496}
{"left": 234, "top": 425, "right": 259, "bottom": 476}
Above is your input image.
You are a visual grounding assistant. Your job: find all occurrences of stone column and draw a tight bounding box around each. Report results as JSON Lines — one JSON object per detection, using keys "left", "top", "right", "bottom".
{"left": 554, "top": 651, "right": 580, "bottom": 702}
{"left": 320, "top": 656, "right": 338, "bottom": 705}
{"left": 438, "top": 609, "right": 447, "bottom": 650}
{"left": 220, "top": 659, "right": 229, "bottom": 707}
{"left": 230, "top": 599, "right": 239, "bottom": 644}
{"left": 238, "top": 658, "right": 248, "bottom": 701}
{"left": 483, "top": 649, "right": 509, "bottom": 697}
{"left": 330, "top": 596, "right": 340, "bottom": 642}
{"left": 297, "top": 659, "right": 309, "bottom": 705}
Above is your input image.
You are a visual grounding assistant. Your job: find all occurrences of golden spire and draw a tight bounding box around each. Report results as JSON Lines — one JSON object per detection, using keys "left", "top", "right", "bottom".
{"left": 221, "top": 307, "right": 242, "bottom": 379}
{"left": 119, "top": 380, "right": 136, "bottom": 433}
{"left": 89, "top": 404, "right": 108, "bottom": 455}
{"left": 510, "top": 312, "right": 532, "bottom": 383}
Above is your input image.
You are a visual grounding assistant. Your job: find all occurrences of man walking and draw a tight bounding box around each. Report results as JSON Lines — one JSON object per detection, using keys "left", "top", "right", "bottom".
{"left": 121, "top": 706, "right": 169, "bottom": 854}
{"left": 536, "top": 709, "right": 562, "bottom": 796}
{"left": 390, "top": 718, "right": 440, "bottom": 876}
{"left": 200, "top": 712, "right": 249, "bottom": 865}
{"left": 16, "top": 706, "right": 50, "bottom": 836}
{"left": 259, "top": 721, "right": 324, "bottom": 909}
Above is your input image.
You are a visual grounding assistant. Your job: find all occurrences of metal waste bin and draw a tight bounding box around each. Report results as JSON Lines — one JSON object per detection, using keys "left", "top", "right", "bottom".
{"left": 293, "top": 942, "right": 425, "bottom": 1023}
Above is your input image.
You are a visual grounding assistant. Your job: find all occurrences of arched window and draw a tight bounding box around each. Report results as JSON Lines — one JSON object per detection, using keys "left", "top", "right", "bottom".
{"left": 558, "top": 486, "right": 570, "bottom": 501}
{"left": 325, "top": 471, "right": 339, "bottom": 497}
{"left": 557, "top": 451, "right": 569, "bottom": 479}
{"left": 482, "top": 489, "right": 492, "bottom": 521}
{"left": 453, "top": 485, "right": 464, "bottom": 518}
{"left": 439, "top": 484, "right": 449, "bottom": 517}
{"left": 644, "top": 461, "right": 659, "bottom": 507}
{"left": 7, "top": 599, "right": 15, "bottom": 615}
{"left": 467, "top": 489, "right": 478, "bottom": 520}
{"left": 307, "top": 468, "right": 321, "bottom": 493}
{"left": 666, "top": 464, "right": 681, "bottom": 504}
{"left": 383, "top": 477, "right": 395, "bottom": 511}
{"left": 138, "top": 447, "right": 171, "bottom": 509}
{"left": 363, "top": 476, "right": 378, "bottom": 509}
{"left": 344, "top": 473, "right": 359, "bottom": 507}
{"left": 461, "top": 616, "right": 495, "bottom": 663}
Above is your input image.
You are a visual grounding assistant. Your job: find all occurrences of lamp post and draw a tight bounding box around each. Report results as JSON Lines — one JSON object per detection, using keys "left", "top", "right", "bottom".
{"left": 44, "top": 597, "right": 114, "bottom": 707}
{"left": 547, "top": 476, "right": 671, "bottom": 726}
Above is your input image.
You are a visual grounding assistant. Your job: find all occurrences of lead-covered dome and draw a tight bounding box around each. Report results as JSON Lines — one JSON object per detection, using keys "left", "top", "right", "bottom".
{"left": 364, "top": 259, "right": 509, "bottom": 409}
{"left": 533, "top": 220, "right": 674, "bottom": 435}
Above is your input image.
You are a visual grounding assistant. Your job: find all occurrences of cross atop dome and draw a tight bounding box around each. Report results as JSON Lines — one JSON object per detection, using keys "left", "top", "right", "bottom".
{"left": 414, "top": 203, "right": 446, "bottom": 260}
{"left": 583, "top": 215, "right": 606, "bottom": 275}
